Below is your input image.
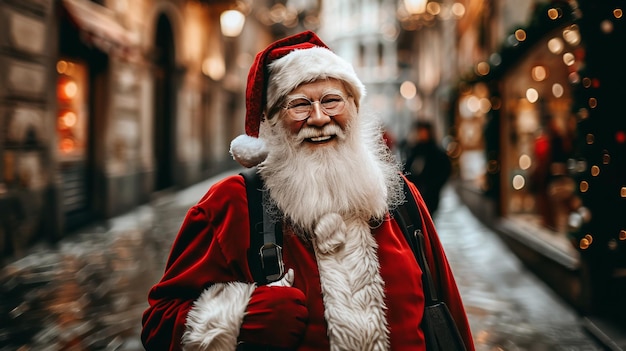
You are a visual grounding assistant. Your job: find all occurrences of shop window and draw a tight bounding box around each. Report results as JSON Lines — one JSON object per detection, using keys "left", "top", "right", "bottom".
{"left": 494, "top": 24, "right": 584, "bottom": 236}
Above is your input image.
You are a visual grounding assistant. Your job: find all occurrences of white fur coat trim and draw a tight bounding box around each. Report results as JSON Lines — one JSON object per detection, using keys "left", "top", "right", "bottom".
{"left": 313, "top": 213, "right": 390, "bottom": 350}
{"left": 182, "top": 282, "right": 255, "bottom": 351}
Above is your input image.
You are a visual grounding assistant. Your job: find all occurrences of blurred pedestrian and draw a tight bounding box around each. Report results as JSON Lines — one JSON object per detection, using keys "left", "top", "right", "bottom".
{"left": 402, "top": 121, "right": 452, "bottom": 216}
{"left": 141, "top": 31, "right": 473, "bottom": 351}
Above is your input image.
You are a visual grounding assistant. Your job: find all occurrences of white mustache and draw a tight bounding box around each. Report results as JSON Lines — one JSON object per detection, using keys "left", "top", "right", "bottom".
{"left": 296, "top": 124, "right": 345, "bottom": 143}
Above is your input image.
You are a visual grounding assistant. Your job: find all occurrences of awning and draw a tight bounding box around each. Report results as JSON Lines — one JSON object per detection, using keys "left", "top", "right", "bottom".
{"left": 62, "top": 0, "right": 139, "bottom": 57}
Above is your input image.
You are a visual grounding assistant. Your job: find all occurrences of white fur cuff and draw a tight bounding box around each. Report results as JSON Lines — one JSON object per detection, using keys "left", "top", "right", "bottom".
{"left": 230, "top": 134, "right": 268, "bottom": 168}
{"left": 182, "top": 282, "right": 256, "bottom": 351}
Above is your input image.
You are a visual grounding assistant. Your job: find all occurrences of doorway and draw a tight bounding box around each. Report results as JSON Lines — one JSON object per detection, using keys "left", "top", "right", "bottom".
{"left": 152, "top": 14, "right": 176, "bottom": 191}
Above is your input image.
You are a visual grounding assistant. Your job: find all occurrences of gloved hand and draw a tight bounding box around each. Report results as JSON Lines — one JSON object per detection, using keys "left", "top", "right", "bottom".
{"left": 239, "top": 269, "right": 308, "bottom": 348}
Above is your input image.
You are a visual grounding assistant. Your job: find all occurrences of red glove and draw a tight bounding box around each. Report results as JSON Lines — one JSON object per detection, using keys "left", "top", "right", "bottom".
{"left": 238, "top": 270, "right": 308, "bottom": 349}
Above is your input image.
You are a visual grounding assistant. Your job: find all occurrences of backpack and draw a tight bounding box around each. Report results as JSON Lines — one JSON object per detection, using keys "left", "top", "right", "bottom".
{"left": 240, "top": 167, "right": 423, "bottom": 285}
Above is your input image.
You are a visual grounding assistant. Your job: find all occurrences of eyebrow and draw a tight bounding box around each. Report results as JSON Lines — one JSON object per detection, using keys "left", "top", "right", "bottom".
{"left": 285, "top": 88, "right": 346, "bottom": 101}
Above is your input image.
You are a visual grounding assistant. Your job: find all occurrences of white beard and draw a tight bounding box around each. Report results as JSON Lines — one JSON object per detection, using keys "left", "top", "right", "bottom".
{"left": 258, "top": 110, "right": 405, "bottom": 238}
{"left": 258, "top": 110, "right": 405, "bottom": 350}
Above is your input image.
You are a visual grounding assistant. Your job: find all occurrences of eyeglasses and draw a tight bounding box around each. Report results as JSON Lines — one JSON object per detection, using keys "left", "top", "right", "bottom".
{"left": 282, "top": 93, "right": 348, "bottom": 121}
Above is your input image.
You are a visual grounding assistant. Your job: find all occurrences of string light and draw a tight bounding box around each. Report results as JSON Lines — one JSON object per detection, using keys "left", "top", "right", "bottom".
{"left": 580, "top": 181, "right": 589, "bottom": 193}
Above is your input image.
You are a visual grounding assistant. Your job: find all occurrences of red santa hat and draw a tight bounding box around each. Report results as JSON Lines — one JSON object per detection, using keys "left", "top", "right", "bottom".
{"left": 230, "top": 30, "right": 366, "bottom": 168}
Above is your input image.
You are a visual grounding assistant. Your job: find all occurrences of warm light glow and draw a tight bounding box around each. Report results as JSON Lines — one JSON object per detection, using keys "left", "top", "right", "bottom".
{"left": 562, "top": 25, "right": 581, "bottom": 46}
{"left": 603, "top": 152, "right": 611, "bottom": 165}
{"left": 531, "top": 66, "right": 547, "bottom": 81}
{"left": 58, "top": 80, "right": 78, "bottom": 100}
{"left": 601, "top": 20, "right": 614, "bottom": 34}
{"left": 476, "top": 61, "right": 490, "bottom": 76}
{"left": 591, "top": 165, "right": 600, "bottom": 176}
{"left": 579, "top": 207, "right": 592, "bottom": 222}
{"left": 547, "top": 8, "right": 561, "bottom": 20}
{"left": 519, "top": 154, "right": 532, "bottom": 170}
{"left": 404, "top": 0, "right": 427, "bottom": 14}
{"left": 614, "top": 9, "right": 623, "bottom": 19}
{"left": 552, "top": 83, "right": 564, "bottom": 98}
{"left": 589, "top": 97, "right": 598, "bottom": 108}
{"left": 515, "top": 29, "right": 527, "bottom": 42}
{"left": 59, "top": 111, "right": 77, "bottom": 128}
{"left": 621, "top": 187, "right": 626, "bottom": 198}
{"left": 466, "top": 96, "right": 480, "bottom": 113}
{"left": 57, "top": 60, "right": 68, "bottom": 74}
{"left": 526, "top": 88, "right": 539, "bottom": 103}
{"left": 426, "top": 2, "right": 441, "bottom": 15}
{"left": 202, "top": 56, "right": 225, "bottom": 81}
{"left": 512, "top": 175, "right": 525, "bottom": 190}
{"left": 579, "top": 237, "right": 590, "bottom": 250}
{"left": 60, "top": 138, "right": 75, "bottom": 153}
{"left": 400, "top": 81, "right": 417, "bottom": 99}
{"left": 563, "top": 52, "right": 575, "bottom": 66}
{"left": 479, "top": 98, "right": 492, "bottom": 113}
{"left": 458, "top": 95, "right": 476, "bottom": 118}
{"left": 580, "top": 181, "right": 589, "bottom": 192}
{"left": 547, "top": 37, "right": 564, "bottom": 54}
{"left": 619, "top": 230, "right": 626, "bottom": 241}
{"left": 451, "top": 2, "right": 465, "bottom": 18}
{"left": 220, "top": 10, "right": 245, "bottom": 37}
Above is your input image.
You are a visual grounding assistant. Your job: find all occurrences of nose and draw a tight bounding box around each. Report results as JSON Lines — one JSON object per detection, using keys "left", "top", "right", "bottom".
{"left": 307, "top": 102, "right": 332, "bottom": 126}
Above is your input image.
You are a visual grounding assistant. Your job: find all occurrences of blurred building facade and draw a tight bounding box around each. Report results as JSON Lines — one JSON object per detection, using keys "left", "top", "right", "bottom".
{"left": 0, "top": 0, "right": 315, "bottom": 259}
{"left": 318, "top": 0, "right": 464, "bottom": 151}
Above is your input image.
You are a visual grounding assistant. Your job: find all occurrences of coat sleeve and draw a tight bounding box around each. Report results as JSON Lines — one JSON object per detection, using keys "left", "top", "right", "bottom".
{"left": 405, "top": 179, "right": 476, "bottom": 351}
{"left": 141, "top": 175, "right": 257, "bottom": 351}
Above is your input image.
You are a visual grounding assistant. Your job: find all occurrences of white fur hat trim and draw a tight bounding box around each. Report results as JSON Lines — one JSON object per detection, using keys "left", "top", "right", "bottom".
{"left": 266, "top": 46, "right": 366, "bottom": 110}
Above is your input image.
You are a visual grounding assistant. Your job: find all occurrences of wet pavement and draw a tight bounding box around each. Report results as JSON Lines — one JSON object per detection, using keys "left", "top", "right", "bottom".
{"left": 435, "top": 185, "right": 605, "bottom": 351}
{"left": 0, "top": 170, "right": 607, "bottom": 350}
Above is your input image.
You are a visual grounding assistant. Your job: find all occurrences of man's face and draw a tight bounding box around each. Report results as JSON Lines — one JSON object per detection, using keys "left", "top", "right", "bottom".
{"left": 279, "top": 78, "right": 356, "bottom": 148}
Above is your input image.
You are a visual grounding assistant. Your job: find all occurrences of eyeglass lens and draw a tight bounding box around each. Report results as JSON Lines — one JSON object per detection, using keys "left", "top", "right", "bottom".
{"left": 285, "top": 94, "right": 346, "bottom": 121}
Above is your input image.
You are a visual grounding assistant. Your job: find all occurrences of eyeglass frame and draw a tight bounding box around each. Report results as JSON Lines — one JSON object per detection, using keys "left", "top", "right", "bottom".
{"left": 281, "top": 91, "right": 351, "bottom": 121}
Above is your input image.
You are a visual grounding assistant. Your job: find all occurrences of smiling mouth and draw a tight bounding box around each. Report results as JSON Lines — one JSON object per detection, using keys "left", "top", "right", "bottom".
{"left": 307, "top": 135, "right": 334, "bottom": 143}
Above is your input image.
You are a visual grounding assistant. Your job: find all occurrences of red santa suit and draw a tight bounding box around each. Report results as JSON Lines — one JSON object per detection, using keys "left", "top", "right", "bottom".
{"left": 141, "top": 174, "right": 474, "bottom": 350}
{"left": 142, "top": 30, "right": 473, "bottom": 351}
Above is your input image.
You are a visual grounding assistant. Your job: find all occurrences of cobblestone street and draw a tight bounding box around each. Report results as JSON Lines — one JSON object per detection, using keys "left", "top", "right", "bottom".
{"left": 0, "top": 171, "right": 606, "bottom": 350}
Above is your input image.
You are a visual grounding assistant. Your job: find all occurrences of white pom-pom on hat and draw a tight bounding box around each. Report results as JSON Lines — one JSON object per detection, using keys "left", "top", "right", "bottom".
{"left": 229, "top": 134, "right": 268, "bottom": 168}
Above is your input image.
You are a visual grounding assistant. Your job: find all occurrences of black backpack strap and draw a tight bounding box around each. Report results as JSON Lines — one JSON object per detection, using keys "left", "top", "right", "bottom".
{"left": 240, "top": 167, "right": 284, "bottom": 285}
{"left": 395, "top": 177, "right": 439, "bottom": 303}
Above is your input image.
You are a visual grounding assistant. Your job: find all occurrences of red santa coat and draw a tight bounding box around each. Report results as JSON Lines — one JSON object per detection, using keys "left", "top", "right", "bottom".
{"left": 141, "top": 174, "right": 474, "bottom": 351}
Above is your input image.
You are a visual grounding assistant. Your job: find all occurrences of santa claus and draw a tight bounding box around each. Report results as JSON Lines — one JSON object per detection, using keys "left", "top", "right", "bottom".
{"left": 141, "top": 31, "right": 474, "bottom": 351}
